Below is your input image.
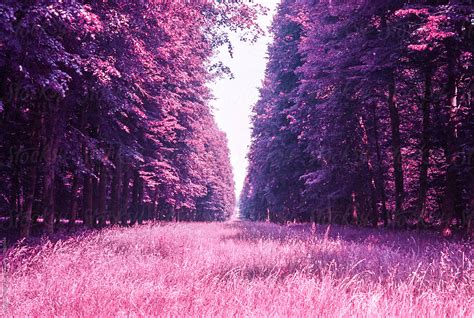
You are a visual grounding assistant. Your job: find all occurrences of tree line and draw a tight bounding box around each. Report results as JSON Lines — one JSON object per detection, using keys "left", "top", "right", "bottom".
{"left": 0, "top": 1, "right": 261, "bottom": 238}
{"left": 241, "top": 0, "right": 473, "bottom": 236}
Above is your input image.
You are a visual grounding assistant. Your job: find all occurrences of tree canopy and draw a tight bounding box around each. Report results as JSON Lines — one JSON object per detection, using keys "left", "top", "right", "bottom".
{"left": 241, "top": 0, "right": 473, "bottom": 236}
{"left": 0, "top": 1, "right": 262, "bottom": 237}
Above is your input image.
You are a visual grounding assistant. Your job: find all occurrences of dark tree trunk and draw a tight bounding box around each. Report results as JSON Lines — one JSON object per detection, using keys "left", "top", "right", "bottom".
{"left": 92, "top": 168, "right": 99, "bottom": 227}
{"left": 83, "top": 175, "right": 92, "bottom": 227}
{"left": 387, "top": 77, "right": 405, "bottom": 226}
{"left": 41, "top": 97, "right": 63, "bottom": 236}
{"left": 42, "top": 139, "right": 59, "bottom": 235}
{"left": 176, "top": 208, "right": 181, "bottom": 223}
{"left": 137, "top": 178, "right": 144, "bottom": 225}
{"left": 466, "top": 177, "right": 473, "bottom": 237}
{"left": 442, "top": 47, "right": 461, "bottom": 233}
{"left": 358, "top": 115, "right": 378, "bottom": 227}
{"left": 97, "top": 164, "right": 107, "bottom": 227}
{"left": 19, "top": 166, "right": 37, "bottom": 238}
{"left": 416, "top": 67, "right": 432, "bottom": 226}
{"left": 82, "top": 147, "right": 94, "bottom": 227}
{"left": 371, "top": 103, "right": 389, "bottom": 227}
{"left": 110, "top": 148, "right": 122, "bottom": 225}
{"left": 152, "top": 189, "right": 158, "bottom": 221}
{"left": 68, "top": 172, "right": 80, "bottom": 227}
{"left": 83, "top": 171, "right": 93, "bottom": 228}
{"left": 120, "top": 170, "right": 130, "bottom": 225}
{"left": 9, "top": 171, "right": 20, "bottom": 230}
{"left": 130, "top": 170, "right": 141, "bottom": 226}
{"left": 69, "top": 104, "right": 85, "bottom": 228}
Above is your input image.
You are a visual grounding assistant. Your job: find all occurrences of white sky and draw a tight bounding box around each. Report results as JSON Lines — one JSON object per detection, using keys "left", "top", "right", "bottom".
{"left": 209, "top": 1, "right": 278, "bottom": 197}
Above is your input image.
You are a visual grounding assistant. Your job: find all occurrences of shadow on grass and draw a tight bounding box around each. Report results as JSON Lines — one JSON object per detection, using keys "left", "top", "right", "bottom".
{"left": 222, "top": 221, "right": 474, "bottom": 259}
{"left": 217, "top": 221, "right": 473, "bottom": 287}
{"left": 0, "top": 219, "right": 100, "bottom": 256}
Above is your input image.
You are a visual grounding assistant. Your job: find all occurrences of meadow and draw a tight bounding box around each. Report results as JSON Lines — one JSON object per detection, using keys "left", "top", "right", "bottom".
{"left": 1, "top": 221, "right": 472, "bottom": 317}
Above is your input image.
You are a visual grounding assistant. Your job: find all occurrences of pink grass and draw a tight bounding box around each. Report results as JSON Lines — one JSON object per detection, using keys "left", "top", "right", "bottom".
{"left": 1, "top": 222, "right": 473, "bottom": 317}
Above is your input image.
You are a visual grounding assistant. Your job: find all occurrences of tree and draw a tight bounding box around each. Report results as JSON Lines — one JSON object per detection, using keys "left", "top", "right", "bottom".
{"left": 0, "top": 1, "right": 261, "bottom": 238}
{"left": 242, "top": 0, "right": 473, "bottom": 235}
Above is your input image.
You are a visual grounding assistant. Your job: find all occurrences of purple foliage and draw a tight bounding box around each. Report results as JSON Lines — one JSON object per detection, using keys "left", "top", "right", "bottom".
{"left": 241, "top": 0, "right": 473, "bottom": 236}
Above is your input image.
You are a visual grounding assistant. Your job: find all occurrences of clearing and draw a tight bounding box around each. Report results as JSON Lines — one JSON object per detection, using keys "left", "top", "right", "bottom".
{"left": 1, "top": 221, "right": 472, "bottom": 317}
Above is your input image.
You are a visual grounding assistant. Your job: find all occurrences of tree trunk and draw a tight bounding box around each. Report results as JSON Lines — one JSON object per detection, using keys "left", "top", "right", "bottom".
{"left": 416, "top": 67, "right": 432, "bottom": 226}
{"left": 387, "top": 77, "right": 405, "bottom": 226}
{"left": 110, "top": 148, "right": 122, "bottom": 225}
{"left": 82, "top": 147, "right": 93, "bottom": 227}
{"left": 68, "top": 172, "right": 80, "bottom": 227}
{"left": 130, "top": 170, "right": 141, "bottom": 226}
{"left": 92, "top": 168, "right": 99, "bottom": 227}
{"left": 442, "top": 47, "right": 461, "bottom": 233}
{"left": 41, "top": 98, "right": 62, "bottom": 236}
{"left": 83, "top": 175, "right": 92, "bottom": 227}
{"left": 351, "top": 192, "right": 358, "bottom": 225}
{"left": 120, "top": 170, "right": 130, "bottom": 225}
{"left": 19, "top": 166, "right": 37, "bottom": 238}
{"left": 97, "top": 164, "right": 107, "bottom": 227}
{"left": 466, "top": 177, "right": 473, "bottom": 237}
{"left": 137, "top": 178, "right": 144, "bottom": 225}
{"left": 83, "top": 173, "right": 93, "bottom": 228}
{"left": 9, "top": 171, "right": 19, "bottom": 230}
{"left": 152, "top": 189, "right": 158, "bottom": 221}
{"left": 42, "top": 139, "right": 59, "bottom": 235}
{"left": 358, "top": 115, "right": 378, "bottom": 226}
{"left": 176, "top": 208, "right": 181, "bottom": 223}
{"left": 371, "top": 103, "right": 389, "bottom": 227}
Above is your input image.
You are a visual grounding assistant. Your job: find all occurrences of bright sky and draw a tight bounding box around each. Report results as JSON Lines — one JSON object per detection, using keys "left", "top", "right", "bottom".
{"left": 209, "top": 1, "right": 278, "bottom": 198}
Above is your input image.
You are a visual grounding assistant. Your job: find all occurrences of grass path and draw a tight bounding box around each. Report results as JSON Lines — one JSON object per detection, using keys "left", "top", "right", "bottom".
{"left": 1, "top": 221, "right": 473, "bottom": 317}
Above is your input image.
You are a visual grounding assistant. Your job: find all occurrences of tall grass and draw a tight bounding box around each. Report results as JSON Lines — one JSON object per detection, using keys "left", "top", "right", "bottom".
{"left": 1, "top": 222, "right": 472, "bottom": 317}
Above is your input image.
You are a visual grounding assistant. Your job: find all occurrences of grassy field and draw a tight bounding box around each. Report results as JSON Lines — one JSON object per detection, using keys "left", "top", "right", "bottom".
{"left": 1, "top": 221, "right": 472, "bottom": 317}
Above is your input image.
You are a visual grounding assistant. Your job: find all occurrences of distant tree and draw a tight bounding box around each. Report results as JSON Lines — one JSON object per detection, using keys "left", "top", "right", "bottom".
{"left": 241, "top": 0, "right": 311, "bottom": 223}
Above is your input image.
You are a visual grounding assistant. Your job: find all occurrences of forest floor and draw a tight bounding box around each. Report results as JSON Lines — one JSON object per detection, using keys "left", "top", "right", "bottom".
{"left": 1, "top": 221, "right": 472, "bottom": 317}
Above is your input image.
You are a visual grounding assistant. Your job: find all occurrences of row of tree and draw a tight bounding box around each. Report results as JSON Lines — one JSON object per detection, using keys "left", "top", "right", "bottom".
{"left": 241, "top": 0, "right": 473, "bottom": 235}
{"left": 0, "top": 1, "right": 260, "bottom": 238}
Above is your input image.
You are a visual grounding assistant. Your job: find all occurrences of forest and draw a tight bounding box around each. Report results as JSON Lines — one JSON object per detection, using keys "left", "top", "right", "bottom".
{"left": 241, "top": 0, "right": 473, "bottom": 236}
{"left": 0, "top": 1, "right": 473, "bottom": 316}
{"left": 0, "top": 1, "right": 264, "bottom": 238}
